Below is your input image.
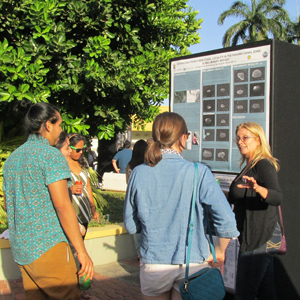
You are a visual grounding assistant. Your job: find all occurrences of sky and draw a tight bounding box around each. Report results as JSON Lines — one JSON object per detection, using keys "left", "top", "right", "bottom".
{"left": 163, "top": 0, "right": 299, "bottom": 105}
{"left": 187, "top": 0, "right": 299, "bottom": 54}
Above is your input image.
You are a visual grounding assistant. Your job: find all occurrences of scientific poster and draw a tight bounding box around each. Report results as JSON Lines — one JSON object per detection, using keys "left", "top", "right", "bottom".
{"left": 170, "top": 45, "right": 271, "bottom": 173}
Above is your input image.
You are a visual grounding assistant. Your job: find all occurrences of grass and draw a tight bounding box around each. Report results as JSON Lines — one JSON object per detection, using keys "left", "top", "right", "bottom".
{"left": 0, "top": 191, "right": 126, "bottom": 233}
{"left": 89, "top": 190, "right": 125, "bottom": 227}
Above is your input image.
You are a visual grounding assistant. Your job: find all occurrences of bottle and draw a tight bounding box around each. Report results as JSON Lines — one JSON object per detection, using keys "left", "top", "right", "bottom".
{"left": 79, "top": 274, "right": 91, "bottom": 290}
{"left": 75, "top": 181, "right": 82, "bottom": 196}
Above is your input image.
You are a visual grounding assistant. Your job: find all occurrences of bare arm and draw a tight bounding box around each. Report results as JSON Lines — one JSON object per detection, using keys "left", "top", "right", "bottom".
{"left": 86, "top": 178, "right": 99, "bottom": 223}
{"left": 48, "top": 180, "right": 94, "bottom": 279}
{"left": 206, "top": 237, "right": 231, "bottom": 274}
{"left": 112, "top": 159, "right": 120, "bottom": 173}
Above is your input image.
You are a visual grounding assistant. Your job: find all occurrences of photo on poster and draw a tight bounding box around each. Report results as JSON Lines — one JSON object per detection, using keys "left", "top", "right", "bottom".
{"left": 202, "top": 148, "right": 214, "bottom": 161}
{"left": 234, "top": 69, "right": 248, "bottom": 82}
{"left": 203, "top": 85, "right": 215, "bottom": 98}
{"left": 234, "top": 84, "right": 248, "bottom": 98}
{"left": 217, "top": 83, "right": 230, "bottom": 97}
{"left": 217, "top": 99, "right": 230, "bottom": 112}
{"left": 216, "top": 149, "right": 229, "bottom": 161}
{"left": 203, "top": 114, "right": 215, "bottom": 127}
{"left": 217, "top": 114, "right": 229, "bottom": 126}
{"left": 174, "top": 91, "right": 187, "bottom": 103}
{"left": 203, "top": 129, "right": 215, "bottom": 141}
{"left": 203, "top": 100, "right": 215, "bottom": 112}
{"left": 216, "top": 129, "right": 229, "bottom": 142}
{"left": 250, "top": 83, "right": 265, "bottom": 97}
{"left": 250, "top": 99, "right": 264, "bottom": 113}
{"left": 185, "top": 131, "right": 192, "bottom": 150}
{"left": 192, "top": 132, "right": 199, "bottom": 145}
{"left": 187, "top": 89, "right": 200, "bottom": 103}
{"left": 250, "top": 67, "right": 265, "bottom": 81}
{"left": 234, "top": 100, "right": 248, "bottom": 113}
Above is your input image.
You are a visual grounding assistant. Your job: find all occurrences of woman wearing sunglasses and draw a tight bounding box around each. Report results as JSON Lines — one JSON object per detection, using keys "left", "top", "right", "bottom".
{"left": 68, "top": 133, "right": 99, "bottom": 299}
{"left": 68, "top": 133, "right": 100, "bottom": 231}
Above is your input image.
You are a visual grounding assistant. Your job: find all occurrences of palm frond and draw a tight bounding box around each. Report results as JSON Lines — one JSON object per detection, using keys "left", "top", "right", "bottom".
{"left": 88, "top": 168, "right": 107, "bottom": 210}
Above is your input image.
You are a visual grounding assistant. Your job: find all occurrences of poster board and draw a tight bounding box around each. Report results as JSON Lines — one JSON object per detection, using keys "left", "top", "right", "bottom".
{"left": 170, "top": 44, "right": 271, "bottom": 173}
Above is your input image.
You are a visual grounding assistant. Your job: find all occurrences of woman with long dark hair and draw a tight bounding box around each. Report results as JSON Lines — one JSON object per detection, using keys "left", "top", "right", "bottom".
{"left": 68, "top": 133, "right": 99, "bottom": 299}
{"left": 126, "top": 139, "right": 148, "bottom": 183}
{"left": 68, "top": 133, "right": 99, "bottom": 234}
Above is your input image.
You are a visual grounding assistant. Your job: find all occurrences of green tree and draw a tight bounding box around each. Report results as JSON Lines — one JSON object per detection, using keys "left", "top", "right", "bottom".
{"left": 286, "top": 18, "right": 300, "bottom": 45}
{"left": 218, "top": 0, "right": 291, "bottom": 47}
{"left": 0, "top": 0, "right": 202, "bottom": 139}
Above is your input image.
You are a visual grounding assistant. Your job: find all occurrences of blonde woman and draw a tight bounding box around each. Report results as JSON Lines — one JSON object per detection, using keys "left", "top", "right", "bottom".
{"left": 228, "top": 122, "right": 283, "bottom": 300}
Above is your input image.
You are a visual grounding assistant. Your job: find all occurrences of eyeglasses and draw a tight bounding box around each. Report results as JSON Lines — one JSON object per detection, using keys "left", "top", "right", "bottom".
{"left": 70, "top": 145, "right": 86, "bottom": 153}
{"left": 185, "top": 131, "right": 190, "bottom": 138}
{"left": 233, "top": 136, "right": 256, "bottom": 143}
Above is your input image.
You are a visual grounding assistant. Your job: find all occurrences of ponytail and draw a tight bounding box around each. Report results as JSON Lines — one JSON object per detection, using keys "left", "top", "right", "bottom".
{"left": 144, "top": 112, "right": 187, "bottom": 167}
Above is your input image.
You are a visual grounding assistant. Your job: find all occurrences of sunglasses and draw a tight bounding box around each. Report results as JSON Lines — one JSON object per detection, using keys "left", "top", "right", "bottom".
{"left": 70, "top": 145, "right": 86, "bottom": 153}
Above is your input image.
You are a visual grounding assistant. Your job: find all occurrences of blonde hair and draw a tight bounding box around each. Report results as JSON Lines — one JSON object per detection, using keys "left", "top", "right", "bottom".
{"left": 236, "top": 122, "right": 279, "bottom": 171}
{"left": 144, "top": 112, "right": 187, "bottom": 167}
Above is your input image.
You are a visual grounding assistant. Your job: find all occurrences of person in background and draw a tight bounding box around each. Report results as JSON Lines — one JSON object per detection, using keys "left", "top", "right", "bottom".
{"left": 68, "top": 133, "right": 100, "bottom": 299}
{"left": 228, "top": 122, "right": 282, "bottom": 300}
{"left": 124, "top": 112, "right": 239, "bottom": 300}
{"left": 2, "top": 103, "right": 93, "bottom": 299}
{"left": 126, "top": 139, "right": 148, "bottom": 183}
{"left": 125, "top": 139, "right": 148, "bottom": 260}
{"left": 56, "top": 132, "right": 86, "bottom": 236}
{"left": 68, "top": 133, "right": 100, "bottom": 231}
{"left": 112, "top": 140, "right": 132, "bottom": 174}
{"left": 87, "top": 146, "right": 97, "bottom": 170}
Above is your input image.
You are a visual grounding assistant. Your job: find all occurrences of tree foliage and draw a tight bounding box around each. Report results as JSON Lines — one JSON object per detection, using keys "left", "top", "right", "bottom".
{"left": 218, "top": 0, "right": 291, "bottom": 47}
{"left": 0, "top": 0, "right": 202, "bottom": 139}
{"left": 286, "top": 18, "right": 300, "bottom": 45}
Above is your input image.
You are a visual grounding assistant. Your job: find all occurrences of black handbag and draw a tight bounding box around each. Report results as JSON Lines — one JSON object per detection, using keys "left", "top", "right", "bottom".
{"left": 180, "top": 162, "right": 226, "bottom": 300}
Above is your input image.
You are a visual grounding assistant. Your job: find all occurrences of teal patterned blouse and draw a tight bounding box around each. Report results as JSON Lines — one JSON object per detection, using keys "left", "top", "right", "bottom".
{"left": 3, "top": 134, "right": 71, "bottom": 265}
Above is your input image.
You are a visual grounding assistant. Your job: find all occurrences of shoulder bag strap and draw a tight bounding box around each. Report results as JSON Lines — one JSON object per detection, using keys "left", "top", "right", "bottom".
{"left": 278, "top": 206, "right": 285, "bottom": 235}
{"left": 184, "top": 163, "right": 218, "bottom": 283}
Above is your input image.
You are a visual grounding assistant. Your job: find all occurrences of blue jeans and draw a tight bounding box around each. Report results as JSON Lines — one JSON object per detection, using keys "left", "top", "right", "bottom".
{"left": 235, "top": 223, "right": 281, "bottom": 300}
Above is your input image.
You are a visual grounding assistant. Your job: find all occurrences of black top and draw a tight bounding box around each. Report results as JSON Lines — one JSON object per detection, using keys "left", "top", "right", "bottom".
{"left": 228, "top": 159, "right": 282, "bottom": 252}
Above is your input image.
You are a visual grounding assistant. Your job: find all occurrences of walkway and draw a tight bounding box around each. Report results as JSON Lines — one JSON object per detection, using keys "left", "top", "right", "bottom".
{"left": 0, "top": 258, "right": 235, "bottom": 300}
{"left": 0, "top": 258, "right": 142, "bottom": 300}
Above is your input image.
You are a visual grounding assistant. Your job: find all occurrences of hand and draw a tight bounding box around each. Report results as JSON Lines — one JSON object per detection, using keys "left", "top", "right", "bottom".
{"left": 237, "top": 175, "right": 268, "bottom": 199}
{"left": 116, "top": 168, "right": 120, "bottom": 173}
{"left": 92, "top": 211, "right": 100, "bottom": 223}
{"left": 237, "top": 176, "right": 261, "bottom": 191}
{"left": 206, "top": 252, "right": 226, "bottom": 274}
{"left": 77, "top": 251, "right": 94, "bottom": 280}
{"left": 70, "top": 184, "right": 83, "bottom": 195}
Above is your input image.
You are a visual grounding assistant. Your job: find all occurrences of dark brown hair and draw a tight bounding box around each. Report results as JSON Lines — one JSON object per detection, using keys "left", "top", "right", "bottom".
{"left": 144, "top": 112, "right": 187, "bottom": 167}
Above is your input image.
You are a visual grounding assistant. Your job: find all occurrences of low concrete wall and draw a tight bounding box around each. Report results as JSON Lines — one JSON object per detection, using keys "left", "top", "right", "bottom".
{"left": 102, "top": 172, "right": 127, "bottom": 192}
{"left": 0, "top": 223, "right": 136, "bottom": 280}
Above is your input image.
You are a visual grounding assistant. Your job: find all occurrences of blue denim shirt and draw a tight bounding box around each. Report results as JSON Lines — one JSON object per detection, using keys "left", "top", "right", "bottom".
{"left": 124, "top": 153, "right": 239, "bottom": 264}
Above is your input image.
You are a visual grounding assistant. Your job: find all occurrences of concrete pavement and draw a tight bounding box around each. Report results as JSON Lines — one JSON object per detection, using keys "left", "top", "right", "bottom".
{"left": 0, "top": 258, "right": 235, "bottom": 300}
{"left": 0, "top": 258, "right": 142, "bottom": 300}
